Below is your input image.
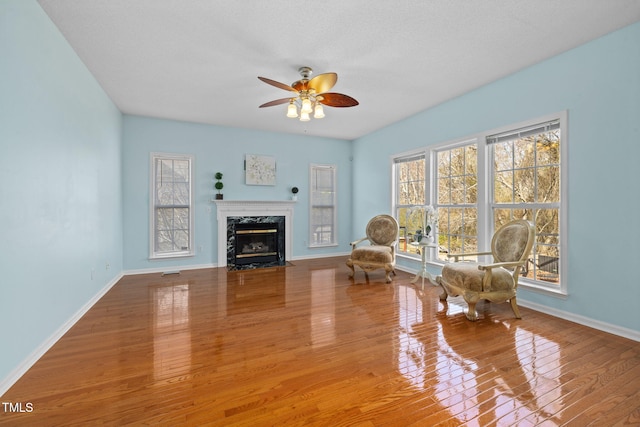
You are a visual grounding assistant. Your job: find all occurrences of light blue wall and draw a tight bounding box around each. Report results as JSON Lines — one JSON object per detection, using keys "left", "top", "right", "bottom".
{"left": 353, "top": 22, "right": 640, "bottom": 331}
{"left": 122, "top": 115, "right": 353, "bottom": 271}
{"left": 0, "top": 1, "right": 123, "bottom": 383}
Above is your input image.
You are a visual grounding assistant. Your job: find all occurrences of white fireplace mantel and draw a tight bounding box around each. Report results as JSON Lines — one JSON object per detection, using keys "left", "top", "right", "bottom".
{"left": 214, "top": 200, "right": 296, "bottom": 267}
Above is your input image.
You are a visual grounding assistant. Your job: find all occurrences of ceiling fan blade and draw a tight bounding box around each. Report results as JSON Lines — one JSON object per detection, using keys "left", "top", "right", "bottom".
{"left": 318, "top": 93, "right": 359, "bottom": 107}
{"left": 308, "top": 72, "right": 337, "bottom": 94}
{"left": 259, "top": 98, "right": 293, "bottom": 108}
{"left": 258, "top": 76, "right": 298, "bottom": 93}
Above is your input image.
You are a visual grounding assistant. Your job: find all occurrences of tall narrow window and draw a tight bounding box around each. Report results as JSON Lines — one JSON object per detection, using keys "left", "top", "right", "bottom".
{"left": 309, "top": 164, "right": 337, "bottom": 247}
{"left": 435, "top": 142, "right": 478, "bottom": 261}
{"left": 393, "top": 153, "right": 425, "bottom": 256}
{"left": 150, "top": 153, "right": 194, "bottom": 259}
{"left": 489, "top": 119, "right": 562, "bottom": 284}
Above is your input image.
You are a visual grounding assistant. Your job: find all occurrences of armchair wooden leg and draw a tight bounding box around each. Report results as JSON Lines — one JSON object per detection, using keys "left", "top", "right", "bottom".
{"left": 510, "top": 297, "right": 522, "bottom": 319}
{"left": 436, "top": 277, "right": 448, "bottom": 300}
{"left": 346, "top": 259, "right": 355, "bottom": 278}
{"left": 463, "top": 293, "right": 480, "bottom": 321}
{"left": 465, "top": 301, "right": 479, "bottom": 321}
{"left": 384, "top": 265, "right": 394, "bottom": 283}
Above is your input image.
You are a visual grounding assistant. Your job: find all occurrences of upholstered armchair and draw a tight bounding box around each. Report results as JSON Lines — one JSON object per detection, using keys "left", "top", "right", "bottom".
{"left": 436, "top": 219, "right": 535, "bottom": 321}
{"left": 346, "top": 215, "right": 399, "bottom": 283}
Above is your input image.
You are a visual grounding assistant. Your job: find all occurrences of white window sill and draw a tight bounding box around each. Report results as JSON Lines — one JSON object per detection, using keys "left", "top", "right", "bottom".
{"left": 149, "top": 252, "right": 194, "bottom": 260}
{"left": 309, "top": 243, "right": 339, "bottom": 249}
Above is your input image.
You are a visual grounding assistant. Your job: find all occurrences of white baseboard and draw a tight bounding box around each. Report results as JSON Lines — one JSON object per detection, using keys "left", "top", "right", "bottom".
{"left": 517, "top": 299, "right": 640, "bottom": 342}
{"left": 122, "top": 262, "right": 216, "bottom": 276}
{"left": 291, "top": 251, "right": 350, "bottom": 261}
{"left": 0, "top": 273, "right": 124, "bottom": 397}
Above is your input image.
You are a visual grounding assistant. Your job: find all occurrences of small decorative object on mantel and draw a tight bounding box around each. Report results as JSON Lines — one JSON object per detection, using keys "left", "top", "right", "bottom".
{"left": 291, "top": 186, "right": 299, "bottom": 201}
{"left": 410, "top": 204, "right": 438, "bottom": 243}
{"left": 214, "top": 172, "right": 224, "bottom": 200}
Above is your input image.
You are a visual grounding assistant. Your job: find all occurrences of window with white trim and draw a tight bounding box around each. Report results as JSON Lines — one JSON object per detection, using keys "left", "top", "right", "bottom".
{"left": 150, "top": 153, "right": 194, "bottom": 259}
{"left": 488, "top": 119, "right": 562, "bottom": 285}
{"left": 309, "top": 164, "right": 337, "bottom": 247}
{"left": 391, "top": 112, "right": 567, "bottom": 292}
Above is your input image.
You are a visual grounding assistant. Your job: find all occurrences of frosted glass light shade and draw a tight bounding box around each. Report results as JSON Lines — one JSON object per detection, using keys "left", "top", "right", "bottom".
{"left": 286, "top": 102, "right": 298, "bottom": 118}
{"left": 301, "top": 98, "right": 312, "bottom": 114}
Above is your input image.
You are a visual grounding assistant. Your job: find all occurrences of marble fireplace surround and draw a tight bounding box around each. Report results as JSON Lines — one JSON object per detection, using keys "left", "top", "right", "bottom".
{"left": 214, "top": 200, "right": 296, "bottom": 268}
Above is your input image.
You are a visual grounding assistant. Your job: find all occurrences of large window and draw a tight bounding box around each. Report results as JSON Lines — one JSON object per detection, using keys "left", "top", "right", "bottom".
{"left": 489, "top": 119, "right": 562, "bottom": 284}
{"left": 309, "top": 164, "right": 337, "bottom": 247}
{"left": 392, "top": 112, "right": 567, "bottom": 292}
{"left": 150, "top": 153, "right": 194, "bottom": 259}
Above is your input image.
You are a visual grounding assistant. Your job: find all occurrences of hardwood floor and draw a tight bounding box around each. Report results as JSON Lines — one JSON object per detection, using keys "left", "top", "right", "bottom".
{"left": 1, "top": 257, "right": 638, "bottom": 426}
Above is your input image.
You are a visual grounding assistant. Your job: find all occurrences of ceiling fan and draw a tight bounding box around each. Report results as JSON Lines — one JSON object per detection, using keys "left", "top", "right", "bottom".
{"left": 258, "top": 67, "right": 359, "bottom": 121}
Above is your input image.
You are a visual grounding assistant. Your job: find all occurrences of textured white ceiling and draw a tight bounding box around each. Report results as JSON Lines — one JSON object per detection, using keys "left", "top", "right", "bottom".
{"left": 38, "top": 0, "right": 640, "bottom": 140}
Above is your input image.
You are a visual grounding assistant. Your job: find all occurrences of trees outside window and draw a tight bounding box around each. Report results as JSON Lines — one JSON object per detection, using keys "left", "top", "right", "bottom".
{"left": 489, "top": 120, "right": 561, "bottom": 283}
{"left": 393, "top": 154, "right": 425, "bottom": 255}
{"left": 435, "top": 142, "right": 478, "bottom": 261}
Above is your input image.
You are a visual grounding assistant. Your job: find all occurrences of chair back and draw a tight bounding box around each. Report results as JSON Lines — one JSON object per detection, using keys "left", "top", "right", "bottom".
{"left": 491, "top": 220, "right": 535, "bottom": 263}
{"left": 365, "top": 215, "right": 399, "bottom": 246}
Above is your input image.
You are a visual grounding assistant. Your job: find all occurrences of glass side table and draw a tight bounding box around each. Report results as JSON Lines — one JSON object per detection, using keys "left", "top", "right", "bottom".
{"left": 410, "top": 241, "right": 438, "bottom": 288}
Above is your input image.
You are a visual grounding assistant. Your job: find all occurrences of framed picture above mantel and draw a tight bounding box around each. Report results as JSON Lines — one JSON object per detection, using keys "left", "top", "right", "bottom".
{"left": 245, "top": 154, "right": 276, "bottom": 186}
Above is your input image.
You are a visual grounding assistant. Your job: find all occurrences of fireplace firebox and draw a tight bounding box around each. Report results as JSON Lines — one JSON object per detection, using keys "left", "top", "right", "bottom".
{"left": 227, "top": 216, "right": 286, "bottom": 270}
{"left": 235, "top": 224, "right": 278, "bottom": 264}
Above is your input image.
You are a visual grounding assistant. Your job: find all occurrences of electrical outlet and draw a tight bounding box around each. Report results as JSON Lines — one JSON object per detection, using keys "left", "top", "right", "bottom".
{"left": 105, "top": 263, "right": 110, "bottom": 270}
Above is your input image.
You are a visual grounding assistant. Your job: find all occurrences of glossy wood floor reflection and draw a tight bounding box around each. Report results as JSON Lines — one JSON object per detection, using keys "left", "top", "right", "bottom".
{"left": 2, "top": 257, "right": 639, "bottom": 426}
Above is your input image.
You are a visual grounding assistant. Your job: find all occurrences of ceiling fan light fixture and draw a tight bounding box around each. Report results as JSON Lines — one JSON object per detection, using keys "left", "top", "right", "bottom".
{"left": 286, "top": 101, "right": 298, "bottom": 118}
{"left": 301, "top": 97, "right": 312, "bottom": 114}
{"left": 258, "top": 67, "right": 358, "bottom": 123}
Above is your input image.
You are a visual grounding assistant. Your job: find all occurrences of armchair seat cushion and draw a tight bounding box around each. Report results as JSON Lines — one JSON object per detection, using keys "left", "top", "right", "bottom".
{"left": 441, "top": 262, "right": 513, "bottom": 292}
{"left": 351, "top": 245, "right": 393, "bottom": 264}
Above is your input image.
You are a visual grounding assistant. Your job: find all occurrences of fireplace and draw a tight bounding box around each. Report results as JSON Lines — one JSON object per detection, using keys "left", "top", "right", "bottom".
{"left": 227, "top": 216, "right": 285, "bottom": 270}
{"left": 215, "top": 200, "right": 295, "bottom": 269}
